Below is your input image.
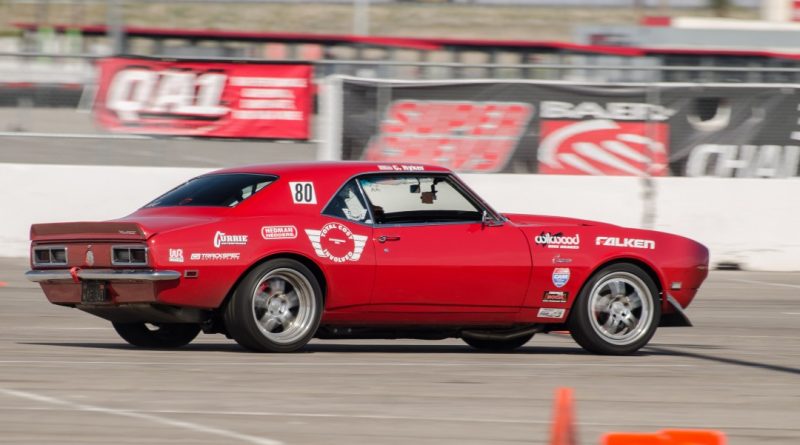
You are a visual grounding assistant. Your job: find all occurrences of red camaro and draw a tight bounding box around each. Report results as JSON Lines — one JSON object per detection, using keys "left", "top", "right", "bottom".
{"left": 26, "top": 162, "right": 708, "bottom": 355}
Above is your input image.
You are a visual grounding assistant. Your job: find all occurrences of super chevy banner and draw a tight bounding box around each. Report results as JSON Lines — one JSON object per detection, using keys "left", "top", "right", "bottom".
{"left": 336, "top": 78, "right": 800, "bottom": 177}
{"left": 95, "top": 57, "right": 313, "bottom": 139}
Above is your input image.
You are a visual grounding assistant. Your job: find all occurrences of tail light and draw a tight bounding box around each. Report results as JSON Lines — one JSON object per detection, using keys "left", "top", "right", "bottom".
{"left": 32, "top": 246, "right": 68, "bottom": 266}
{"left": 111, "top": 245, "right": 149, "bottom": 266}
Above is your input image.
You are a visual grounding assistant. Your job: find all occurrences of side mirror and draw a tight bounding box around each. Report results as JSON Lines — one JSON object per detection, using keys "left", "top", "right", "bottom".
{"left": 410, "top": 184, "right": 420, "bottom": 193}
{"left": 481, "top": 210, "right": 503, "bottom": 228}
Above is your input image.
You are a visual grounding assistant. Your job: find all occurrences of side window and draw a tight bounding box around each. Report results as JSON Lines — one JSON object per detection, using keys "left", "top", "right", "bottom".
{"left": 322, "top": 179, "right": 372, "bottom": 223}
{"left": 357, "top": 174, "right": 482, "bottom": 225}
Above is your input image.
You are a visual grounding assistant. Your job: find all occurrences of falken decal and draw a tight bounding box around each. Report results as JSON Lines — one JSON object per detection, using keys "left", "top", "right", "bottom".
{"left": 305, "top": 222, "right": 368, "bottom": 263}
{"left": 552, "top": 268, "right": 570, "bottom": 288}
{"left": 595, "top": 236, "right": 655, "bottom": 250}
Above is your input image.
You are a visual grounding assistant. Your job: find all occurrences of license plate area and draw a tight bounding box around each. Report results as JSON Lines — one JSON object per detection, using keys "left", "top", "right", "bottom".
{"left": 81, "top": 281, "right": 109, "bottom": 303}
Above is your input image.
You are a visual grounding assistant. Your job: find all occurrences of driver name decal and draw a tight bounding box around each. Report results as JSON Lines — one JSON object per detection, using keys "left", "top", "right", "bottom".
{"left": 305, "top": 222, "right": 368, "bottom": 263}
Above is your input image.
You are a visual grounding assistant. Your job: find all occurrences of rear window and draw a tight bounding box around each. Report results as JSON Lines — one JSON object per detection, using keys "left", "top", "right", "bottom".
{"left": 144, "top": 173, "right": 275, "bottom": 208}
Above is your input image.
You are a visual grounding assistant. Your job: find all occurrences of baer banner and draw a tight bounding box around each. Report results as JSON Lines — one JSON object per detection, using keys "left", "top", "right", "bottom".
{"left": 94, "top": 57, "right": 313, "bottom": 139}
{"left": 336, "top": 78, "right": 800, "bottom": 177}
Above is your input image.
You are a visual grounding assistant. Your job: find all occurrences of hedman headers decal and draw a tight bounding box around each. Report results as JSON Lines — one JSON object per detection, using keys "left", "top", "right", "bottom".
{"left": 305, "top": 222, "right": 368, "bottom": 263}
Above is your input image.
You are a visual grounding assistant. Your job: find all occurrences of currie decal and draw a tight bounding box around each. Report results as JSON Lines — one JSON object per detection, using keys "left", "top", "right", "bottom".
{"left": 190, "top": 253, "right": 240, "bottom": 261}
{"left": 595, "top": 236, "right": 655, "bottom": 250}
{"left": 261, "top": 225, "right": 298, "bottom": 240}
{"left": 543, "top": 291, "right": 569, "bottom": 303}
{"left": 168, "top": 248, "right": 184, "bottom": 263}
{"left": 305, "top": 222, "right": 368, "bottom": 263}
{"left": 535, "top": 232, "right": 580, "bottom": 250}
{"left": 538, "top": 308, "right": 566, "bottom": 319}
{"left": 213, "top": 231, "right": 248, "bottom": 248}
{"left": 552, "top": 268, "right": 571, "bottom": 288}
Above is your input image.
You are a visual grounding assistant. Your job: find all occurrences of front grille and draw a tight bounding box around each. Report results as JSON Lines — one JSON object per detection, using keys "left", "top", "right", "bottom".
{"left": 32, "top": 246, "right": 68, "bottom": 266}
{"left": 111, "top": 245, "right": 148, "bottom": 266}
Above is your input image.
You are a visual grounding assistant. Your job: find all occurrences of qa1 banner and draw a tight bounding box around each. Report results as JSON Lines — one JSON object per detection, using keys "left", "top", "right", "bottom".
{"left": 337, "top": 78, "right": 800, "bottom": 177}
{"left": 94, "top": 57, "right": 313, "bottom": 139}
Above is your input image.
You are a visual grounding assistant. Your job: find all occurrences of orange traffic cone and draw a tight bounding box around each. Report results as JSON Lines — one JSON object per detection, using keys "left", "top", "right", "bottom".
{"left": 550, "top": 387, "right": 578, "bottom": 445}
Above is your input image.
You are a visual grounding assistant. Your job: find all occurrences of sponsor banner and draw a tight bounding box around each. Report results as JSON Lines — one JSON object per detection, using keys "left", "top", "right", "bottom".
{"left": 339, "top": 78, "right": 800, "bottom": 177}
{"left": 94, "top": 57, "right": 313, "bottom": 139}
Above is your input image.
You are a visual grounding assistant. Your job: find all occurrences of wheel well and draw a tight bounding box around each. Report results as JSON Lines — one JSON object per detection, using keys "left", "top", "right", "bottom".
{"left": 221, "top": 253, "right": 328, "bottom": 310}
{"left": 588, "top": 258, "right": 664, "bottom": 298}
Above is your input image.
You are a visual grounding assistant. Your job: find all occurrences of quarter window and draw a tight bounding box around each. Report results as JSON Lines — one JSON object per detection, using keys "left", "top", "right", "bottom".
{"left": 357, "top": 175, "right": 482, "bottom": 225}
{"left": 323, "top": 179, "right": 371, "bottom": 223}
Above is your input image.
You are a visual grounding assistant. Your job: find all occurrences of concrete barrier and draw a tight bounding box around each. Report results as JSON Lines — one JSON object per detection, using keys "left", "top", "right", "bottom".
{"left": 1, "top": 163, "right": 798, "bottom": 271}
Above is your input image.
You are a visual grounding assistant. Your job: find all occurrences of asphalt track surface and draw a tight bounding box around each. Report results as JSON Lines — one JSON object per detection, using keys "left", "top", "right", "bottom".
{"left": 0, "top": 258, "right": 797, "bottom": 445}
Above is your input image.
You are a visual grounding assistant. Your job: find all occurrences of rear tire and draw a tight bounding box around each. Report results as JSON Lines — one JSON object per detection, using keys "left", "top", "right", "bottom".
{"left": 112, "top": 322, "right": 200, "bottom": 348}
{"left": 568, "top": 263, "right": 660, "bottom": 355}
{"left": 224, "top": 259, "right": 323, "bottom": 352}
{"left": 462, "top": 333, "right": 534, "bottom": 351}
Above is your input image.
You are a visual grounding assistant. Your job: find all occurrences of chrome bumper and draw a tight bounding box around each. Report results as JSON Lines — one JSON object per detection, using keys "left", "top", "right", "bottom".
{"left": 25, "top": 269, "right": 181, "bottom": 282}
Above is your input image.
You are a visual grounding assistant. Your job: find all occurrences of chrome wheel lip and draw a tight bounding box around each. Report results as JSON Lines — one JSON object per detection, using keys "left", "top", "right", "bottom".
{"left": 251, "top": 268, "right": 316, "bottom": 345}
{"left": 587, "top": 271, "right": 653, "bottom": 346}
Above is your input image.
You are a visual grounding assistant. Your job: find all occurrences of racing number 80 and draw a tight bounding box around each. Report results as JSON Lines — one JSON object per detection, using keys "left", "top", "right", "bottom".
{"left": 289, "top": 181, "right": 317, "bottom": 204}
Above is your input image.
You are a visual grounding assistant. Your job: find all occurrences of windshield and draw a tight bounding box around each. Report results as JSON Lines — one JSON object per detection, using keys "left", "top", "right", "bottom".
{"left": 144, "top": 173, "right": 275, "bottom": 208}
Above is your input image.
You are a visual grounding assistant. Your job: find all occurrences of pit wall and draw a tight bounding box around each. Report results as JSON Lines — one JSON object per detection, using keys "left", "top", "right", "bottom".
{"left": 2, "top": 163, "right": 797, "bottom": 271}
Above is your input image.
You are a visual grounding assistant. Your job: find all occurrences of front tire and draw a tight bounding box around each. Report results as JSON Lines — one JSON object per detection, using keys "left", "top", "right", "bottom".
{"left": 568, "top": 263, "right": 660, "bottom": 355}
{"left": 462, "top": 333, "right": 534, "bottom": 351}
{"left": 112, "top": 322, "right": 200, "bottom": 348}
{"left": 224, "top": 259, "right": 323, "bottom": 352}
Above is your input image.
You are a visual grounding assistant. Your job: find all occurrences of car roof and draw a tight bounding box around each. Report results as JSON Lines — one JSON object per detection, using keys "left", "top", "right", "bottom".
{"left": 207, "top": 161, "right": 451, "bottom": 179}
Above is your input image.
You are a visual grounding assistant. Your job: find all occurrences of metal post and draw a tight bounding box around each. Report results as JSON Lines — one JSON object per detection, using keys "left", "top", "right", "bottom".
{"left": 353, "top": 0, "right": 370, "bottom": 36}
{"left": 106, "top": 0, "right": 125, "bottom": 55}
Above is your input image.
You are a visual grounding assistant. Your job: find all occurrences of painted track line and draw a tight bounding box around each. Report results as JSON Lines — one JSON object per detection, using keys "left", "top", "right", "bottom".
{"left": 0, "top": 360, "right": 693, "bottom": 368}
{"left": 726, "top": 278, "right": 800, "bottom": 289}
{"left": 0, "top": 388, "right": 283, "bottom": 445}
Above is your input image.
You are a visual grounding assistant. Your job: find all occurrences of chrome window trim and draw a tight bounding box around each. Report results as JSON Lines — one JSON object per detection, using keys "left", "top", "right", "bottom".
{"left": 32, "top": 245, "right": 68, "bottom": 267}
{"left": 110, "top": 244, "right": 150, "bottom": 267}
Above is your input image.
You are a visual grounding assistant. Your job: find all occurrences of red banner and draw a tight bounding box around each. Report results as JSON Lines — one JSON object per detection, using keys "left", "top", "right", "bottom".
{"left": 94, "top": 57, "right": 312, "bottom": 139}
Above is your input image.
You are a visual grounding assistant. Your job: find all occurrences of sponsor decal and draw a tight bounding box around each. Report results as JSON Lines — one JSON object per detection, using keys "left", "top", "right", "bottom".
{"left": 538, "top": 118, "right": 669, "bottom": 177}
{"left": 94, "top": 58, "right": 312, "bottom": 139}
{"left": 190, "top": 252, "right": 241, "bottom": 261}
{"left": 543, "top": 291, "right": 569, "bottom": 303}
{"left": 213, "top": 231, "right": 248, "bottom": 248}
{"left": 685, "top": 143, "right": 800, "bottom": 178}
{"left": 363, "top": 100, "right": 534, "bottom": 172}
{"left": 289, "top": 182, "right": 317, "bottom": 204}
{"left": 261, "top": 225, "right": 298, "bottom": 240}
{"left": 305, "top": 222, "right": 368, "bottom": 263}
{"left": 118, "top": 230, "right": 138, "bottom": 235}
{"left": 552, "top": 255, "right": 573, "bottom": 264}
{"left": 538, "top": 308, "right": 566, "bottom": 319}
{"left": 535, "top": 232, "right": 580, "bottom": 250}
{"left": 595, "top": 236, "right": 656, "bottom": 250}
{"left": 168, "top": 248, "right": 184, "bottom": 263}
{"left": 377, "top": 164, "right": 425, "bottom": 171}
{"left": 552, "top": 268, "right": 571, "bottom": 288}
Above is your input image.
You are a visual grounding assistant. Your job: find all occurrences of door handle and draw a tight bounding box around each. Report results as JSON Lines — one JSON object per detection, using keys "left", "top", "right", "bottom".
{"left": 377, "top": 235, "right": 401, "bottom": 243}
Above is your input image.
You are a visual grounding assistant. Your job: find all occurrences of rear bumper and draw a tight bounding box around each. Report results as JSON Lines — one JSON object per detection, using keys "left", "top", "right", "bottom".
{"left": 26, "top": 269, "right": 181, "bottom": 282}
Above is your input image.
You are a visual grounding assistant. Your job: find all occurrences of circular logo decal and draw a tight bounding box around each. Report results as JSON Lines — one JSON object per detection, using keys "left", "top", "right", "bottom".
{"left": 319, "top": 222, "right": 357, "bottom": 263}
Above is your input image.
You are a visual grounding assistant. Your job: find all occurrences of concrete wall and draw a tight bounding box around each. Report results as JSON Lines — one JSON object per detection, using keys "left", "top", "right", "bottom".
{"left": 2, "top": 163, "right": 798, "bottom": 270}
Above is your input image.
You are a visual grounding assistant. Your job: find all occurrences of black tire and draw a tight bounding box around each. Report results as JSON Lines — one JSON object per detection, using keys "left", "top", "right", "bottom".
{"left": 112, "top": 322, "right": 200, "bottom": 348}
{"left": 568, "top": 263, "right": 661, "bottom": 355}
{"left": 224, "top": 258, "right": 323, "bottom": 352}
{"left": 462, "top": 333, "right": 534, "bottom": 351}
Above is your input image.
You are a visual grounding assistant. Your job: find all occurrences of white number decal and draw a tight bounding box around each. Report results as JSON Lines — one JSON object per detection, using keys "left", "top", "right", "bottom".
{"left": 289, "top": 182, "right": 317, "bottom": 204}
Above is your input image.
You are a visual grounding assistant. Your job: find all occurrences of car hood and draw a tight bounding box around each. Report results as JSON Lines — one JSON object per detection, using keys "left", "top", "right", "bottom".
{"left": 503, "top": 213, "right": 618, "bottom": 228}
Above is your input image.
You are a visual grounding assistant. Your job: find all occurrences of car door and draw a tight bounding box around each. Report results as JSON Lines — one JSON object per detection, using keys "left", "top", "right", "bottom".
{"left": 358, "top": 173, "right": 531, "bottom": 312}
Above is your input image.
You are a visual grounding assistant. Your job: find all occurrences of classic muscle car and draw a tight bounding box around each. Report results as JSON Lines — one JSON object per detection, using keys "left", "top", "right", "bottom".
{"left": 26, "top": 162, "right": 709, "bottom": 354}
